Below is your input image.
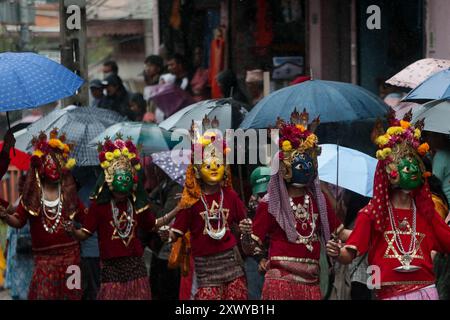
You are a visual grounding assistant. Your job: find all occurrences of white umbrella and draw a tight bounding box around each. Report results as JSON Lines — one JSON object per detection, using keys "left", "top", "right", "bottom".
{"left": 386, "top": 58, "right": 450, "bottom": 89}
{"left": 411, "top": 99, "right": 450, "bottom": 135}
{"left": 318, "top": 144, "right": 378, "bottom": 197}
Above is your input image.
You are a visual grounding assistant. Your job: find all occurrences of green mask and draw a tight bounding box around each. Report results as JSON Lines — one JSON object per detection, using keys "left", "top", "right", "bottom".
{"left": 397, "top": 156, "right": 423, "bottom": 190}
{"left": 112, "top": 170, "right": 133, "bottom": 194}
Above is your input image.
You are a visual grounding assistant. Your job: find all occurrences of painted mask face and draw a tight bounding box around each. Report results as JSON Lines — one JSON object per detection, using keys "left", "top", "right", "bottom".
{"left": 112, "top": 170, "right": 134, "bottom": 194}
{"left": 291, "top": 153, "right": 316, "bottom": 187}
{"left": 397, "top": 156, "right": 423, "bottom": 190}
{"left": 199, "top": 156, "right": 225, "bottom": 185}
{"left": 43, "top": 155, "right": 60, "bottom": 183}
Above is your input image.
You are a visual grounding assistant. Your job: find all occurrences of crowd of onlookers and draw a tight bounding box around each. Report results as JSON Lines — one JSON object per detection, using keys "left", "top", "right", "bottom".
{"left": 89, "top": 49, "right": 268, "bottom": 124}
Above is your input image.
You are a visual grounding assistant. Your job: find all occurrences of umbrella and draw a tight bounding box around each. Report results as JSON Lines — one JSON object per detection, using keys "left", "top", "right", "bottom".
{"left": 159, "top": 98, "right": 248, "bottom": 132}
{"left": 392, "top": 102, "right": 423, "bottom": 120}
{"left": 403, "top": 69, "right": 450, "bottom": 102}
{"left": 239, "top": 80, "right": 388, "bottom": 129}
{"left": 411, "top": 99, "right": 450, "bottom": 135}
{"left": 89, "top": 122, "right": 178, "bottom": 155}
{"left": 0, "top": 52, "right": 84, "bottom": 114}
{"left": 318, "top": 144, "right": 378, "bottom": 197}
{"left": 150, "top": 150, "right": 191, "bottom": 186}
{"left": 386, "top": 58, "right": 450, "bottom": 89}
{"left": 0, "top": 141, "right": 30, "bottom": 170}
{"left": 146, "top": 83, "right": 194, "bottom": 118}
{"left": 14, "top": 106, "right": 126, "bottom": 166}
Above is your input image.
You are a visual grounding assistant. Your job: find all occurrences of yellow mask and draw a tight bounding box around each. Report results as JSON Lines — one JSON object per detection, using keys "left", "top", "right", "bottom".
{"left": 198, "top": 156, "right": 225, "bottom": 185}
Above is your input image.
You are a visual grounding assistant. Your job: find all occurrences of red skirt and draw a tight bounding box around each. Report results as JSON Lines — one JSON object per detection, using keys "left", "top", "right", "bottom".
{"left": 28, "top": 245, "right": 82, "bottom": 300}
{"left": 97, "top": 277, "right": 151, "bottom": 300}
{"left": 261, "top": 259, "right": 322, "bottom": 300}
{"left": 194, "top": 276, "right": 247, "bottom": 300}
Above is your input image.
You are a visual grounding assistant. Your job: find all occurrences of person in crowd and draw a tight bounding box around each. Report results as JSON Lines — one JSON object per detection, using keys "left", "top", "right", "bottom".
{"left": 99, "top": 74, "right": 130, "bottom": 118}
{"left": 216, "top": 70, "right": 249, "bottom": 105}
{"left": 239, "top": 110, "right": 349, "bottom": 300}
{"left": 0, "top": 129, "right": 84, "bottom": 300}
{"left": 245, "top": 69, "right": 264, "bottom": 107}
{"left": 70, "top": 135, "right": 158, "bottom": 300}
{"left": 89, "top": 79, "right": 104, "bottom": 108}
{"left": 245, "top": 166, "right": 271, "bottom": 300}
{"left": 0, "top": 130, "right": 15, "bottom": 179}
{"left": 72, "top": 166, "right": 102, "bottom": 300}
{"left": 103, "top": 60, "right": 119, "bottom": 79}
{"left": 128, "top": 93, "right": 147, "bottom": 122}
{"left": 167, "top": 53, "right": 192, "bottom": 93}
{"left": 165, "top": 117, "right": 248, "bottom": 300}
{"left": 4, "top": 175, "right": 33, "bottom": 300}
{"left": 326, "top": 111, "right": 450, "bottom": 300}
{"left": 147, "top": 165, "right": 183, "bottom": 300}
{"left": 144, "top": 55, "right": 164, "bottom": 86}
{"left": 190, "top": 46, "right": 210, "bottom": 102}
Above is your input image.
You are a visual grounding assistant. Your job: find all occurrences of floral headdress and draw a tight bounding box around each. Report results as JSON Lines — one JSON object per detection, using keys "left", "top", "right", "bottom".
{"left": 275, "top": 108, "right": 321, "bottom": 181}
{"left": 97, "top": 133, "right": 142, "bottom": 192}
{"left": 30, "top": 128, "right": 76, "bottom": 172}
{"left": 372, "top": 109, "right": 431, "bottom": 182}
{"left": 178, "top": 116, "right": 232, "bottom": 209}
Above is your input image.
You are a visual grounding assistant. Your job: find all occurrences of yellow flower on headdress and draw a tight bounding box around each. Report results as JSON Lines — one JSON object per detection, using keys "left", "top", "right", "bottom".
{"left": 399, "top": 120, "right": 410, "bottom": 129}
{"left": 386, "top": 126, "right": 404, "bottom": 136}
{"left": 414, "top": 128, "right": 421, "bottom": 139}
{"left": 49, "top": 139, "right": 64, "bottom": 150}
{"left": 63, "top": 144, "right": 70, "bottom": 154}
{"left": 375, "top": 134, "right": 391, "bottom": 147}
{"left": 128, "top": 153, "right": 136, "bottom": 160}
{"left": 282, "top": 140, "right": 292, "bottom": 152}
{"left": 303, "top": 134, "right": 317, "bottom": 149}
{"left": 113, "top": 149, "right": 121, "bottom": 158}
{"left": 33, "top": 150, "right": 44, "bottom": 158}
{"left": 296, "top": 125, "right": 306, "bottom": 132}
{"left": 122, "top": 148, "right": 130, "bottom": 157}
{"left": 65, "top": 158, "right": 76, "bottom": 170}
{"left": 105, "top": 152, "right": 114, "bottom": 161}
{"left": 101, "top": 161, "right": 111, "bottom": 169}
{"left": 376, "top": 147, "right": 392, "bottom": 160}
{"left": 134, "top": 164, "right": 141, "bottom": 171}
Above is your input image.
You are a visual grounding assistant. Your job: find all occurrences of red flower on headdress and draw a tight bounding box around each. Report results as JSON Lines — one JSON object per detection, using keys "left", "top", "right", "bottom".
{"left": 114, "top": 139, "right": 126, "bottom": 150}
{"left": 99, "top": 151, "right": 106, "bottom": 163}
{"left": 30, "top": 155, "right": 42, "bottom": 168}
{"left": 103, "top": 139, "right": 115, "bottom": 152}
{"left": 125, "top": 139, "right": 137, "bottom": 154}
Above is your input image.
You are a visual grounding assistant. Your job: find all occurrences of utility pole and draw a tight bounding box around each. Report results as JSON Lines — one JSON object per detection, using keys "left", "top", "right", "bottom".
{"left": 18, "top": 0, "right": 32, "bottom": 51}
{"left": 59, "top": 0, "right": 88, "bottom": 107}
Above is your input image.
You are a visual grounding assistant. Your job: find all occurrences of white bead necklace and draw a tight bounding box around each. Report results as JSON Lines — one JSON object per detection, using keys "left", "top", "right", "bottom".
{"left": 41, "top": 184, "right": 62, "bottom": 234}
{"left": 200, "top": 189, "right": 226, "bottom": 240}
{"left": 111, "top": 198, "right": 134, "bottom": 240}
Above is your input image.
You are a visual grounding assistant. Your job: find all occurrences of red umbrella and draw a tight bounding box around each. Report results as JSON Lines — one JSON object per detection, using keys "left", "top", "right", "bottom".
{"left": 0, "top": 142, "right": 30, "bottom": 170}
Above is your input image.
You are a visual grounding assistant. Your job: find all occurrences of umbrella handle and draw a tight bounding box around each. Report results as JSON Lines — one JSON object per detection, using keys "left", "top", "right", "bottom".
{"left": 6, "top": 112, "right": 16, "bottom": 157}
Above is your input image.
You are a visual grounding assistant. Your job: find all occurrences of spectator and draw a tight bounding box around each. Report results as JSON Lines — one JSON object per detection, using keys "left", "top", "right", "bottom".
{"left": 0, "top": 129, "right": 15, "bottom": 180}
{"left": 167, "top": 53, "right": 191, "bottom": 93}
{"left": 128, "top": 93, "right": 147, "bottom": 122}
{"left": 98, "top": 74, "right": 130, "bottom": 118}
{"left": 216, "top": 70, "right": 249, "bottom": 105}
{"left": 103, "top": 60, "right": 118, "bottom": 79}
{"left": 245, "top": 69, "right": 264, "bottom": 107}
{"left": 89, "top": 79, "right": 104, "bottom": 108}
{"left": 144, "top": 55, "right": 164, "bottom": 86}
{"left": 190, "top": 46, "right": 210, "bottom": 102}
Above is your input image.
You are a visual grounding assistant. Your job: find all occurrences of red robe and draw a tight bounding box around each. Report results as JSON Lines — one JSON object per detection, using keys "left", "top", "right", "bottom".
{"left": 346, "top": 208, "right": 450, "bottom": 299}
{"left": 253, "top": 194, "right": 341, "bottom": 262}
{"left": 82, "top": 199, "right": 156, "bottom": 260}
{"left": 172, "top": 187, "right": 247, "bottom": 257}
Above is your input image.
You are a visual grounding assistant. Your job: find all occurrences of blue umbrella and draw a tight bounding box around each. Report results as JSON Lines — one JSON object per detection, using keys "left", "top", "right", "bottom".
{"left": 402, "top": 68, "right": 450, "bottom": 102}
{"left": 318, "top": 144, "right": 378, "bottom": 197}
{"left": 239, "top": 80, "right": 388, "bottom": 129}
{"left": 0, "top": 52, "right": 84, "bottom": 112}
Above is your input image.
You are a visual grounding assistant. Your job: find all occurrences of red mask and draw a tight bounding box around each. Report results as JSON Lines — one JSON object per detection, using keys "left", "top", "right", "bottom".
{"left": 43, "top": 155, "right": 60, "bottom": 182}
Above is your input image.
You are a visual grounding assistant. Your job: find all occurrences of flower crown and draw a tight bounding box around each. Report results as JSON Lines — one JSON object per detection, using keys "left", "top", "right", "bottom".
{"left": 372, "top": 109, "right": 429, "bottom": 161}
{"left": 371, "top": 109, "right": 431, "bottom": 180}
{"left": 189, "top": 115, "right": 230, "bottom": 164}
{"left": 275, "top": 108, "right": 321, "bottom": 163}
{"left": 97, "top": 134, "right": 142, "bottom": 191}
{"left": 30, "top": 128, "right": 76, "bottom": 170}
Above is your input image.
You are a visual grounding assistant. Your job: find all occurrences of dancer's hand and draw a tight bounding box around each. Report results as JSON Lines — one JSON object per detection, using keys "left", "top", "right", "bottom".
{"left": 3, "top": 130, "right": 16, "bottom": 151}
{"left": 326, "top": 239, "right": 342, "bottom": 258}
{"left": 239, "top": 218, "right": 252, "bottom": 235}
{"left": 258, "top": 258, "right": 269, "bottom": 274}
{"left": 158, "top": 225, "right": 171, "bottom": 242}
